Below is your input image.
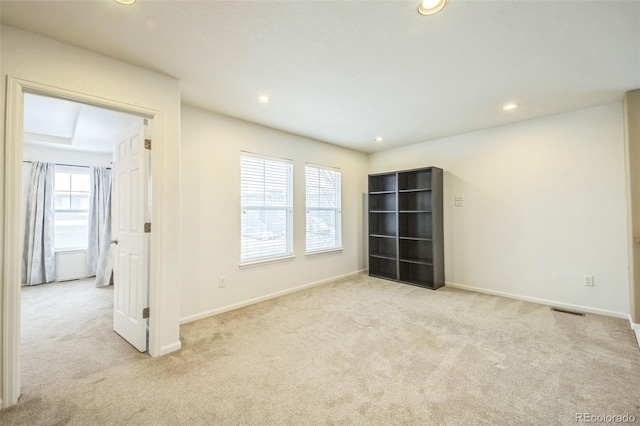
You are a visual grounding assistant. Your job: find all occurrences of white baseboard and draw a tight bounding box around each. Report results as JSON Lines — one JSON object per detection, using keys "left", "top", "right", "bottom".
{"left": 180, "top": 270, "right": 365, "bottom": 324}
{"left": 630, "top": 320, "right": 640, "bottom": 348}
{"left": 445, "top": 281, "right": 630, "bottom": 320}
{"left": 158, "top": 341, "right": 182, "bottom": 356}
{"left": 55, "top": 275, "right": 92, "bottom": 282}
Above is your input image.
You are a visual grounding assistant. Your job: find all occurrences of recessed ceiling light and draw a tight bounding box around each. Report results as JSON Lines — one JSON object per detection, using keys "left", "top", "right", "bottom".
{"left": 114, "top": 0, "right": 136, "bottom": 4}
{"left": 417, "top": 0, "right": 447, "bottom": 16}
{"left": 257, "top": 96, "right": 272, "bottom": 104}
{"left": 374, "top": 137, "right": 384, "bottom": 143}
{"left": 502, "top": 103, "right": 520, "bottom": 111}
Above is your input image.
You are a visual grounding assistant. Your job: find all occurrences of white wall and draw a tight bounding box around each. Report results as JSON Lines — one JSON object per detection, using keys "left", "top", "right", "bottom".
{"left": 52, "top": 250, "right": 88, "bottom": 282}
{"left": 369, "top": 103, "right": 630, "bottom": 316}
{"left": 179, "top": 105, "right": 368, "bottom": 322}
{"left": 22, "top": 144, "right": 113, "bottom": 167}
{"left": 21, "top": 145, "right": 114, "bottom": 283}
{"left": 0, "top": 25, "right": 183, "bottom": 401}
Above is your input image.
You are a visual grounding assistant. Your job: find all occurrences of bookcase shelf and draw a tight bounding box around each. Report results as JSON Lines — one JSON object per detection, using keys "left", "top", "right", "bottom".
{"left": 369, "top": 174, "right": 397, "bottom": 193}
{"left": 399, "top": 191, "right": 432, "bottom": 211}
{"left": 370, "top": 236, "right": 397, "bottom": 258}
{"left": 369, "top": 191, "right": 396, "bottom": 211}
{"left": 369, "top": 212, "right": 396, "bottom": 237}
{"left": 368, "top": 167, "right": 444, "bottom": 290}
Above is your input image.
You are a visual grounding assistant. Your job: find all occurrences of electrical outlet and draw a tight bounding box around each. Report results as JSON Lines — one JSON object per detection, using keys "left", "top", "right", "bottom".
{"left": 583, "top": 275, "right": 594, "bottom": 287}
{"left": 219, "top": 276, "right": 226, "bottom": 288}
{"left": 455, "top": 201, "right": 464, "bottom": 207}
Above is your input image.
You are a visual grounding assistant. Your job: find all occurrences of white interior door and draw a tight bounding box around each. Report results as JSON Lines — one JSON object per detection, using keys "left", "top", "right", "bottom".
{"left": 112, "top": 120, "right": 149, "bottom": 352}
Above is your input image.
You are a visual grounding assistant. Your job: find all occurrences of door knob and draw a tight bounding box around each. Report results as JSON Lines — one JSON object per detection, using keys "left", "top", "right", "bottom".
{"left": 635, "top": 236, "right": 640, "bottom": 245}
{"left": 111, "top": 239, "right": 118, "bottom": 245}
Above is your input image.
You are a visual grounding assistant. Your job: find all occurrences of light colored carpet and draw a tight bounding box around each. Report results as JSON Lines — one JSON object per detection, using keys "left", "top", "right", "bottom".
{"left": 1, "top": 274, "right": 639, "bottom": 425}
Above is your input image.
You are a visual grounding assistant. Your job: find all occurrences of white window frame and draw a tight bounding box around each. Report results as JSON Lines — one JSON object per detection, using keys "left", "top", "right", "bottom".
{"left": 53, "top": 164, "right": 91, "bottom": 251}
{"left": 240, "top": 152, "right": 294, "bottom": 265}
{"left": 305, "top": 163, "right": 342, "bottom": 254}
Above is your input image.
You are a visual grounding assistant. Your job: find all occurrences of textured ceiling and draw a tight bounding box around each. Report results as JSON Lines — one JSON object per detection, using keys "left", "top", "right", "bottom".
{"left": 2, "top": 0, "right": 639, "bottom": 153}
{"left": 24, "top": 93, "right": 140, "bottom": 154}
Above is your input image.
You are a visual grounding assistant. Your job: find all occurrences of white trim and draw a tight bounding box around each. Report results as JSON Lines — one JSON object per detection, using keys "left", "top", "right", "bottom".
{"left": 3, "top": 77, "right": 171, "bottom": 408}
{"left": 305, "top": 162, "right": 342, "bottom": 172}
{"left": 630, "top": 319, "right": 640, "bottom": 349}
{"left": 238, "top": 254, "right": 296, "bottom": 269}
{"left": 445, "top": 281, "right": 630, "bottom": 320}
{"left": 25, "top": 139, "right": 115, "bottom": 155}
{"left": 23, "top": 132, "right": 71, "bottom": 146}
{"left": 3, "top": 76, "right": 23, "bottom": 409}
{"left": 54, "top": 248, "right": 87, "bottom": 254}
{"left": 54, "top": 275, "right": 91, "bottom": 283}
{"left": 240, "top": 150, "right": 293, "bottom": 164}
{"left": 180, "top": 270, "right": 365, "bottom": 324}
{"left": 305, "top": 247, "right": 344, "bottom": 256}
{"left": 158, "top": 341, "right": 182, "bottom": 356}
{"left": 145, "top": 110, "right": 167, "bottom": 358}
{"left": 53, "top": 164, "right": 90, "bottom": 173}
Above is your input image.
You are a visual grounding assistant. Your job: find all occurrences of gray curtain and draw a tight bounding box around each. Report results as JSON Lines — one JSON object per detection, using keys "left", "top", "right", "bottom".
{"left": 87, "top": 167, "right": 114, "bottom": 287}
{"left": 22, "top": 162, "right": 56, "bottom": 285}
{"left": 94, "top": 184, "right": 114, "bottom": 287}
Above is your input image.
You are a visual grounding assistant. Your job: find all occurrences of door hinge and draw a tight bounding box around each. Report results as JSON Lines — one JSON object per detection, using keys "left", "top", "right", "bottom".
{"left": 144, "top": 139, "right": 151, "bottom": 150}
{"left": 143, "top": 307, "right": 150, "bottom": 319}
{"left": 144, "top": 222, "right": 151, "bottom": 233}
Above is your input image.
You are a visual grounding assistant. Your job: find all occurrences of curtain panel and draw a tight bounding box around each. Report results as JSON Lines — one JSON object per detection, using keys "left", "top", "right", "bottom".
{"left": 87, "top": 166, "right": 114, "bottom": 287}
{"left": 22, "top": 161, "right": 56, "bottom": 285}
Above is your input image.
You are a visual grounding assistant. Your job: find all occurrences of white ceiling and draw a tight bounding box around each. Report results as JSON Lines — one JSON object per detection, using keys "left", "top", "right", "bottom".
{"left": 3, "top": 1, "right": 639, "bottom": 153}
{"left": 23, "top": 93, "right": 141, "bottom": 153}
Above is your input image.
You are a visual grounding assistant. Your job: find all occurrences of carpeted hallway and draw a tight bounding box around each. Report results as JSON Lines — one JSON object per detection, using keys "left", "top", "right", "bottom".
{"left": 1, "top": 273, "right": 639, "bottom": 425}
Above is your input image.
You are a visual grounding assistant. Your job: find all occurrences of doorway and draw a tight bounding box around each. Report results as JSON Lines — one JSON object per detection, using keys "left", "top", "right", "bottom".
{"left": 3, "top": 79, "right": 160, "bottom": 407}
{"left": 22, "top": 93, "right": 142, "bottom": 284}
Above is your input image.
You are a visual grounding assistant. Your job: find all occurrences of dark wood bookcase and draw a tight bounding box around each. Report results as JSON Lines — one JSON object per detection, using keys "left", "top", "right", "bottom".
{"left": 368, "top": 167, "right": 444, "bottom": 290}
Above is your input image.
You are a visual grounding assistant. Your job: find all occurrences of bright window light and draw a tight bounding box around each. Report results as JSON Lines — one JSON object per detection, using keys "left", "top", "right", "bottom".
{"left": 54, "top": 165, "right": 90, "bottom": 250}
{"left": 306, "top": 164, "right": 342, "bottom": 253}
{"left": 240, "top": 153, "right": 293, "bottom": 263}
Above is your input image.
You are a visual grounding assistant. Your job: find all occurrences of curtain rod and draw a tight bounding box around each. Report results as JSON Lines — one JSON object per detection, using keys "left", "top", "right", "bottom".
{"left": 22, "top": 160, "right": 111, "bottom": 170}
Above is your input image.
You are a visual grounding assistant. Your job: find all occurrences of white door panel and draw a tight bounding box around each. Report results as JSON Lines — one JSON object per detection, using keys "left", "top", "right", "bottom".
{"left": 113, "top": 120, "right": 149, "bottom": 352}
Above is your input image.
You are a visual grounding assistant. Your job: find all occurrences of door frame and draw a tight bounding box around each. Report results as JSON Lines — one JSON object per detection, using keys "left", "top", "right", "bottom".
{"left": 2, "top": 76, "right": 165, "bottom": 407}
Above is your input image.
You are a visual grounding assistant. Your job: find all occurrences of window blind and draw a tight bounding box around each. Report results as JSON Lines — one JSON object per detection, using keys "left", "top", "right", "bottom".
{"left": 241, "top": 154, "right": 293, "bottom": 263}
{"left": 306, "top": 164, "right": 342, "bottom": 253}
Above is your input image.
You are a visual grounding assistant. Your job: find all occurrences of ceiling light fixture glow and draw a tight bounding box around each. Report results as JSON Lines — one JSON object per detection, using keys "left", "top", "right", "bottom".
{"left": 374, "top": 137, "right": 384, "bottom": 143}
{"left": 417, "top": 0, "right": 447, "bottom": 16}
{"left": 114, "top": 0, "right": 136, "bottom": 4}
{"left": 257, "top": 96, "right": 272, "bottom": 104}
{"left": 502, "top": 103, "right": 520, "bottom": 111}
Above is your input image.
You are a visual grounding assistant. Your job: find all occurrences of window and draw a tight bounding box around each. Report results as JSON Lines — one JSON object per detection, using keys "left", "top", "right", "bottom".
{"left": 241, "top": 153, "right": 293, "bottom": 263}
{"left": 54, "top": 166, "right": 90, "bottom": 250}
{"left": 306, "top": 164, "right": 342, "bottom": 253}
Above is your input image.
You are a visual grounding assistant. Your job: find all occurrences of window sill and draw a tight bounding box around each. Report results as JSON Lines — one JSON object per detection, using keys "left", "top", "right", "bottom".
{"left": 305, "top": 247, "right": 343, "bottom": 257}
{"left": 55, "top": 248, "right": 87, "bottom": 254}
{"left": 239, "top": 255, "right": 295, "bottom": 269}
